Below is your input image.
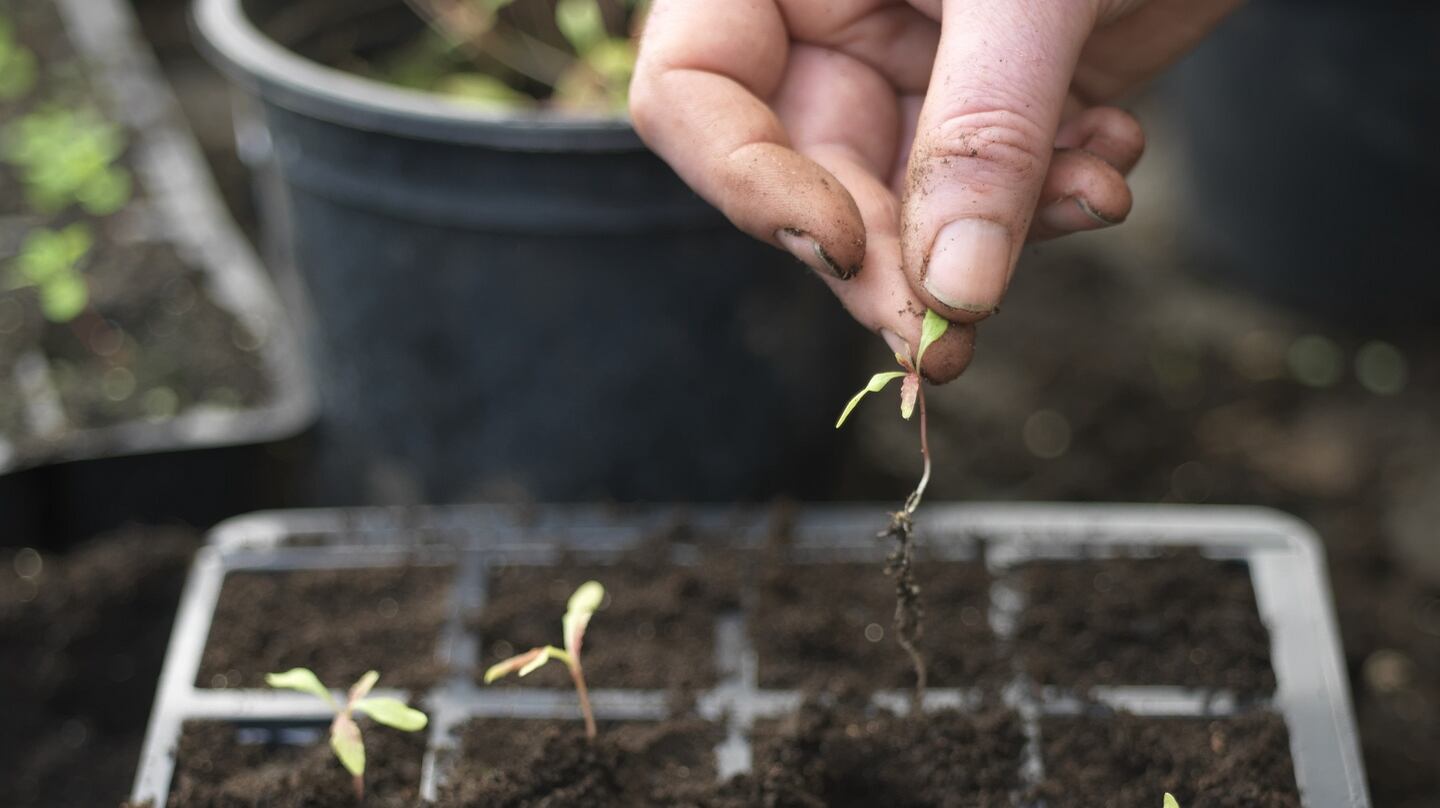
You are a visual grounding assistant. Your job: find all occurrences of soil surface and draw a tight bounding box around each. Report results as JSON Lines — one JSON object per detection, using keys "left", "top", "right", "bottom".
{"left": 437, "top": 717, "right": 722, "bottom": 807}
{"left": 1014, "top": 551, "right": 1276, "bottom": 694}
{"left": 196, "top": 565, "right": 452, "bottom": 691}
{"left": 733, "top": 702, "right": 1027, "bottom": 807}
{"left": 753, "top": 560, "right": 1005, "bottom": 692}
{"left": 0, "top": 527, "right": 196, "bottom": 808}
{"left": 477, "top": 544, "right": 739, "bottom": 691}
{"left": 166, "top": 720, "right": 425, "bottom": 807}
{"left": 0, "top": 0, "right": 271, "bottom": 459}
{"left": 1034, "top": 711, "right": 1301, "bottom": 807}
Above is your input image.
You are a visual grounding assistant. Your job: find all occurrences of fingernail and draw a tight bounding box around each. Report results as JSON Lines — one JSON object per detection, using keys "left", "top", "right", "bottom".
{"left": 880, "top": 328, "right": 910, "bottom": 359}
{"left": 1037, "top": 197, "right": 1120, "bottom": 232}
{"left": 776, "top": 228, "right": 854, "bottom": 280}
{"left": 923, "top": 219, "right": 1011, "bottom": 314}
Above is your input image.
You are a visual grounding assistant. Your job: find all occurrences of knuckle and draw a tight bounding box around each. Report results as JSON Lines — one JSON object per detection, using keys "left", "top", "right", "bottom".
{"left": 626, "top": 77, "right": 661, "bottom": 140}
{"left": 918, "top": 109, "right": 1050, "bottom": 185}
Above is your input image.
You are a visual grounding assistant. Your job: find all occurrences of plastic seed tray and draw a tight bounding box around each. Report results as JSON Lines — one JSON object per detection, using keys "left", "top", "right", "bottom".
{"left": 131, "top": 504, "right": 1369, "bottom": 806}
{"left": 0, "top": 0, "right": 312, "bottom": 474}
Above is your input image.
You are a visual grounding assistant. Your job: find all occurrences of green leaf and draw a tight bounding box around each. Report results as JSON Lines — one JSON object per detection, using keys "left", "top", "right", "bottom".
{"left": 0, "top": 48, "right": 35, "bottom": 101}
{"left": 353, "top": 697, "right": 428, "bottom": 732}
{"left": 330, "top": 713, "right": 365, "bottom": 776}
{"left": 265, "top": 668, "right": 336, "bottom": 706}
{"left": 1164, "top": 795, "right": 1180, "bottom": 808}
{"left": 40, "top": 274, "right": 87, "bottom": 323}
{"left": 348, "top": 670, "right": 380, "bottom": 703}
{"left": 555, "top": 0, "right": 607, "bottom": 55}
{"left": 834, "top": 371, "right": 907, "bottom": 429}
{"left": 78, "top": 168, "right": 131, "bottom": 216}
{"left": 916, "top": 309, "right": 949, "bottom": 370}
{"left": 564, "top": 580, "right": 605, "bottom": 658}
{"left": 435, "top": 73, "right": 529, "bottom": 109}
{"left": 484, "top": 646, "right": 565, "bottom": 683}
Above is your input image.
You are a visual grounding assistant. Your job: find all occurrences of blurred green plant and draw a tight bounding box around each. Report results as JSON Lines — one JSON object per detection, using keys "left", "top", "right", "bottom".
{"left": 266, "top": 668, "right": 429, "bottom": 802}
{"left": 397, "top": 0, "right": 642, "bottom": 113}
{"left": 484, "top": 579, "right": 605, "bottom": 739}
{"left": 0, "top": 17, "right": 38, "bottom": 101}
{"left": 7, "top": 223, "right": 91, "bottom": 322}
{"left": 1165, "top": 794, "right": 1181, "bottom": 808}
{"left": 1, "top": 106, "right": 132, "bottom": 216}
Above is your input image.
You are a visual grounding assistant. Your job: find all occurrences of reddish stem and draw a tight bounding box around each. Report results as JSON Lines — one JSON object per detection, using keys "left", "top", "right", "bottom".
{"left": 569, "top": 661, "right": 597, "bottom": 741}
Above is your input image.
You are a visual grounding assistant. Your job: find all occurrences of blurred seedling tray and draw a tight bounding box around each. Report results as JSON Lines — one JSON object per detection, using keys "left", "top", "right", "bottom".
{"left": 131, "top": 504, "right": 1370, "bottom": 806}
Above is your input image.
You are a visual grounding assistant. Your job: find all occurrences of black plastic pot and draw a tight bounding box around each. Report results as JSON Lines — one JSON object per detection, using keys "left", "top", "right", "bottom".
{"left": 1169, "top": 0, "right": 1440, "bottom": 327}
{"left": 0, "top": 0, "right": 314, "bottom": 545}
{"left": 194, "top": 0, "right": 865, "bottom": 505}
{"left": 131, "top": 503, "right": 1370, "bottom": 805}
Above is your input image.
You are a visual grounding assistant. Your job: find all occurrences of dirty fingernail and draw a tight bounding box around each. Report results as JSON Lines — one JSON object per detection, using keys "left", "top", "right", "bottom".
{"left": 776, "top": 228, "right": 853, "bottom": 280}
{"left": 1037, "top": 197, "right": 1120, "bottom": 232}
{"left": 880, "top": 328, "right": 910, "bottom": 359}
{"left": 923, "top": 219, "right": 1011, "bottom": 314}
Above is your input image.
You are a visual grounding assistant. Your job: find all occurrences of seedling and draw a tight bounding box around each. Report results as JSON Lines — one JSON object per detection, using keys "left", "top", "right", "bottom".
{"left": 484, "top": 580, "right": 605, "bottom": 740}
{"left": 399, "top": 0, "right": 640, "bottom": 112}
{"left": 265, "top": 668, "right": 429, "bottom": 801}
{"left": 1164, "top": 795, "right": 1181, "bottom": 808}
{"left": 7, "top": 223, "right": 91, "bottom": 322}
{"left": 1, "top": 106, "right": 132, "bottom": 215}
{"left": 0, "top": 17, "right": 37, "bottom": 101}
{"left": 835, "top": 308, "right": 950, "bottom": 707}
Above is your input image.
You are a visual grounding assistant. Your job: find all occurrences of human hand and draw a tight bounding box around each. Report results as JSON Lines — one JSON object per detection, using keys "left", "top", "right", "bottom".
{"left": 630, "top": 0, "right": 1241, "bottom": 382}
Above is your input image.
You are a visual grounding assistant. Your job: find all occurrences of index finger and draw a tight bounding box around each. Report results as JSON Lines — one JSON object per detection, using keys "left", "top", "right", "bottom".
{"left": 630, "top": 0, "right": 867, "bottom": 278}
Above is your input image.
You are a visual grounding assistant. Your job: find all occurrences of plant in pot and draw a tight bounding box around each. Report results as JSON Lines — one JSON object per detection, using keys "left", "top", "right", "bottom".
{"left": 195, "top": 0, "right": 865, "bottom": 505}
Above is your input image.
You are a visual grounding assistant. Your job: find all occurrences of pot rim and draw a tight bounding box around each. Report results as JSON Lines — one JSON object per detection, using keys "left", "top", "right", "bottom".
{"left": 193, "top": 0, "right": 644, "bottom": 152}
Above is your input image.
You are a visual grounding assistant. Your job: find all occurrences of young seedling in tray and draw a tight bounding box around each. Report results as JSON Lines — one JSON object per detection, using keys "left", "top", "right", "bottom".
{"left": 484, "top": 579, "right": 605, "bottom": 740}
{"left": 265, "top": 667, "right": 429, "bottom": 801}
{"left": 835, "top": 308, "right": 950, "bottom": 707}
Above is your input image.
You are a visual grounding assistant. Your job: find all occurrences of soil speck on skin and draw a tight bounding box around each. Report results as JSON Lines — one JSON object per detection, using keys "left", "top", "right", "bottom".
{"left": 1015, "top": 551, "right": 1277, "bottom": 693}
{"left": 1034, "top": 712, "right": 1301, "bottom": 807}
{"left": 167, "top": 720, "right": 425, "bottom": 808}
{"left": 195, "top": 565, "right": 452, "bottom": 691}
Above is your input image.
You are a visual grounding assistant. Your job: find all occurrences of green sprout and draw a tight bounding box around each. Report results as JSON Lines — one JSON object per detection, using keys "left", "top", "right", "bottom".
{"left": 1, "top": 106, "right": 132, "bottom": 216}
{"left": 266, "top": 668, "right": 429, "bottom": 801}
{"left": 484, "top": 580, "right": 605, "bottom": 740}
{"left": 835, "top": 308, "right": 950, "bottom": 709}
{"left": 1164, "top": 795, "right": 1181, "bottom": 808}
{"left": 0, "top": 18, "right": 38, "bottom": 101}
{"left": 399, "top": 0, "right": 641, "bottom": 113}
{"left": 7, "top": 224, "right": 91, "bottom": 322}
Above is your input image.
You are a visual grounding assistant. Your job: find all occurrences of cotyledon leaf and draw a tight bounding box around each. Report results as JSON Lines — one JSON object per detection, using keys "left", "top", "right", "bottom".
{"left": 835, "top": 371, "right": 907, "bottom": 429}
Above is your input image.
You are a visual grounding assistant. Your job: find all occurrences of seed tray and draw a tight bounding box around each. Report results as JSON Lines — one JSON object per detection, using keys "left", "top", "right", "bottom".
{"left": 0, "top": 0, "right": 312, "bottom": 474}
{"left": 131, "top": 503, "right": 1369, "bottom": 806}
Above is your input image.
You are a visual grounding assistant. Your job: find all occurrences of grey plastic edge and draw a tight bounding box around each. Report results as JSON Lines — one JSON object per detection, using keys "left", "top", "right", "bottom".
{"left": 191, "top": 0, "right": 644, "bottom": 152}
{"left": 0, "top": 0, "right": 315, "bottom": 475}
{"left": 131, "top": 502, "right": 1370, "bottom": 807}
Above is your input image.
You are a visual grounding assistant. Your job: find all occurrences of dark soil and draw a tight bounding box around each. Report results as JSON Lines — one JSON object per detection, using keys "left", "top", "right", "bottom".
{"left": 436, "top": 717, "right": 722, "bottom": 807}
{"left": 195, "top": 565, "right": 452, "bottom": 691}
{"left": 477, "top": 547, "right": 739, "bottom": 691}
{"left": 166, "top": 720, "right": 426, "bottom": 807}
{"left": 733, "top": 702, "right": 1027, "bottom": 808}
{"left": 1014, "top": 551, "right": 1277, "bottom": 693}
{"left": 752, "top": 560, "right": 1006, "bottom": 692}
{"left": 1033, "top": 711, "right": 1301, "bottom": 807}
{"left": 0, "top": 527, "right": 196, "bottom": 808}
{"left": 0, "top": 0, "right": 272, "bottom": 458}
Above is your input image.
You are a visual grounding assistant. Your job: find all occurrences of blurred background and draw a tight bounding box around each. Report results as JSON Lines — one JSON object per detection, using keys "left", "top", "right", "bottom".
{"left": 1, "top": 0, "right": 1437, "bottom": 805}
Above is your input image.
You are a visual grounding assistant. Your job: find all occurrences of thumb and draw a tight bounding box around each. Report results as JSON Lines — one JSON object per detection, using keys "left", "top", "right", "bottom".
{"left": 903, "top": 0, "right": 1098, "bottom": 319}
